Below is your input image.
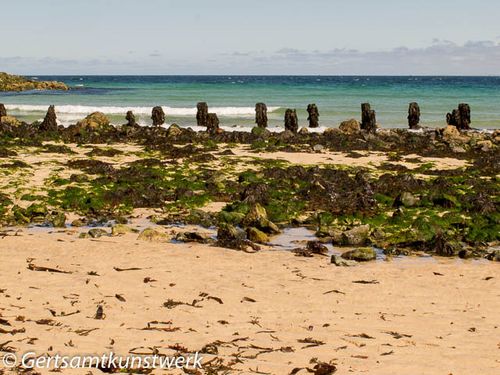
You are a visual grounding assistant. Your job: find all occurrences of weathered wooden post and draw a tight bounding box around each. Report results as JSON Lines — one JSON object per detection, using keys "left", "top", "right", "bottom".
{"left": 196, "top": 102, "right": 209, "bottom": 127}
{"left": 255, "top": 103, "right": 268, "bottom": 128}
{"left": 361, "top": 103, "right": 376, "bottom": 133}
{"left": 408, "top": 102, "right": 420, "bottom": 129}
{"left": 284, "top": 109, "right": 298, "bottom": 133}
{"left": 125, "top": 110, "right": 136, "bottom": 126}
{"left": 446, "top": 103, "right": 471, "bottom": 130}
{"left": 39, "top": 105, "right": 58, "bottom": 131}
{"left": 151, "top": 106, "right": 165, "bottom": 126}
{"left": 307, "top": 104, "right": 319, "bottom": 128}
{"left": 206, "top": 113, "right": 220, "bottom": 134}
{"left": 0, "top": 104, "right": 6, "bottom": 118}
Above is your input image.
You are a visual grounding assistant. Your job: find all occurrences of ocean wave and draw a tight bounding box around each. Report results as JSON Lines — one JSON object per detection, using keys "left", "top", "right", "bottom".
{"left": 5, "top": 104, "right": 282, "bottom": 117}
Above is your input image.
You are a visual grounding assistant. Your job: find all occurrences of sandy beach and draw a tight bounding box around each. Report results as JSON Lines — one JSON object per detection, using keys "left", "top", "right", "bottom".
{"left": 0, "top": 229, "right": 498, "bottom": 374}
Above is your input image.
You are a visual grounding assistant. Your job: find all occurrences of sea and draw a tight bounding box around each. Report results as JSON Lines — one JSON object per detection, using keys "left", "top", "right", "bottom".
{"left": 1, "top": 76, "right": 499, "bottom": 130}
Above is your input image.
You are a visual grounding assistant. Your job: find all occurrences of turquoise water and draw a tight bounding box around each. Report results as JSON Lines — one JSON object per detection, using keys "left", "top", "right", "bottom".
{"left": 1, "top": 76, "right": 499, "bottom": 129}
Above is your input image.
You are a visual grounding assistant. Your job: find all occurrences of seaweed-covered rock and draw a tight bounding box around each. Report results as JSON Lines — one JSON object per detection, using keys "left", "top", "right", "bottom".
{"left": 393, "top": 192, "right": 419, "bottom": 207}
{"left": 340, "top": 225, "right": 370, "bottom": 246}
{"left": 196, "top": 102, "right": 209, "bottom": 127}
{"left": 307, "top": 104, "right": 319, "bottom": 128}
{"left": 166, "top": 123, "right": 182, "bottom": 138}
{"left": 255, "top": 102, "right": 268, "bottom": 128}
{"left": 137, "top": 227, "right": 169, "bottom": 242}
{"left": 246, "top": 227, "right": 269, "bottom": 244}
{"left": 47, "top": 211, "right": 66, "bottom": 228}
{"left": 217, "top": 223, "right": 259, "bottom": 251}
{"left": 306, "top": 240, "right": 328, "bottom": 255}
{"left": 486, "top": 249, "right": 500, "bottom": 262}
{"left": 339, "top": 119, "right": 360, "bottom": 134}
{"left": 39, "top": 105, "right": 58, "bottom": 131}
{"left": 151, "top": 106, "right": 165, "bottom": 126}
{"left": 111, "top": 224, "right": 135, "bottom": 236}
{"left": 87, "top": 228, "right": 109, "bottom": 238}
{"left": 284, "top": 109, "right": 298, "bottom": 133}
{"left": 331, "top": 254, "right": 357, "bottom": 267}
{"left": 341, "top": 247, "right": 376, "bottom": 261}
{"left": 242, "top": 203, "right": 280, "bottom": 234}
{"left": 77, "top": 112, "right": 110, "bottom": 130}
{"left": 174, "top": 231, "right": 210, "bottom": 243}
{"left": 251, "top": 126, "right": 270, "bottom": 139}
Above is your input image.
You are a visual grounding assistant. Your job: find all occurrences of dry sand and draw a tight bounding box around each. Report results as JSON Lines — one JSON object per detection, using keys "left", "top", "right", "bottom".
{"left": 0, "top": 230, "right": 498, "bottom": 374}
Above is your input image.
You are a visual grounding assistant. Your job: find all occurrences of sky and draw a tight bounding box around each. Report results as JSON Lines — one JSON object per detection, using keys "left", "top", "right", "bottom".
{"left": 1, "top": 0, "right": 500, "bottom": 75}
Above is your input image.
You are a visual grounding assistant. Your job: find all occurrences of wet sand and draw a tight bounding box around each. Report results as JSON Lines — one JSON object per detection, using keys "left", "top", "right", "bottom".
{"left": 0, "top": 230, "right": 498, "bottom": 374}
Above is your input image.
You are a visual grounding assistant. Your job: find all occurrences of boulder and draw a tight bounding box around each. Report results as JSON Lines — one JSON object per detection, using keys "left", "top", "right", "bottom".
{"left": 137, "top": 227, "right": 169, "bottom": 242}
{"left": 255, "top": 102, "right": 268, "bottom": 128}
{"left": 196, "top": 102, "right": 209, "bottom": 127}
{"left": 39, "top": 105, "right": 58, "bottom": 131}
{"left": 216, "top": 223, "right": 258, "bottom": 251}
{"left": 486, "top": 249, "right": 500, "bottom": 262}
{"left": 77, "top": 112, "right": 110, "bottom": 130}
{"left": 340, "top": 224, "right": 370, "bottom": 246}
{"left": 242, "top": 203, "right": 280, "bottom": 234}
{"left": 476, "top": 140, "right": 493, "bottom": 152}
{"left": 339, "top": 119, "right": 360, "bottom": 134}
{"left": 166, "top": 123, "right": 183, "bottom": 138}
{"left": 284, "top": 109, "right": 298, "bottom": 133}
{"left": 0, "top": 103, "right": 6, "bottom": 117}
{"left": 47, "top": 211, "right": 66, "bottom": 228}
{"left": 446, "top": 103, "right": 471, "bottom": 130}
{"left": 0, "top": 115, "right": 21, "bottom": 127}
{"left": 247, "top": 227, "right": 269, "bottom": 244}
{"left": 151, "top": 106, "right": 165, "bottom": 126}
{"left": 88, "top": 228, "right": 109, "bottom": 238}
{"left": 307, "top": 103, "right": 319, "bottom": 128}
{"left": 442, "top": 125, "right": 461, "bottom": 141}
{"left": 111, "top": 224, "right": 135, "bottom": 236}
{"left": 393, "top": 192, "right": 419, "bottom": 207}
{"left": 251, "top": 126, "right": 270, "bottom": 139}
{"left": 341, "top": 247, "right": 376, "bottom": 261}
{"left": 331, "top": 254, "right": 357, "bottom": 267}
{"left": 306, "top": 240, "right": 328, "bottom": 255}
{"left": 174, "top": 231, "right": 210, "bottom": 243}
{"left": 298, "top": 127, "right": 309, "bottom": 135}
{"left": 206, "top": 113, "right": 220, "bottom": 134}
{"left": 408, "top": 102, "right": 420, "bottom": 129}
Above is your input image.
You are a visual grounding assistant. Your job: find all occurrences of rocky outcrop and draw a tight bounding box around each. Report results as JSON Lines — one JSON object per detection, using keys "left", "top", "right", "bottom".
{"left": 307, "top": 104, "right": 319, "bottom": 128}
{"left": 76, "top": 112, "right": 110, "bottom": 130}
{"left": 39, "top": 105, "right": 58, "bottom": 132}
{"left": 361, "top": 103, "right": 377, "bottom": 133}
{"left": 0, "top": 72, "right": 68, "bottom": 92}
{"left": 255, "top": 103, "right": 268, "bottom": 128}
{"left": 284, "top": 109, "right": 298, "bottom": 133}
{"left": 196, "top": 102, "right": 209, "bottom": 127}
{"left": 446, "top": 103, "right": 471, "bottom": 130}
{"left": 0, "top": 115, "right": 21, "bottom": 127}
{"left": 151, "top": 106, "right": 165, "bottom": 126}
{"left": 0, "top": 104, "right": 6, "bottom": 118}
{"left": 408, "top": 102, "right": 420, "bottom": 129}
{"left": 339, "top": 119, "right": 360, "bottom": 134}
{"left": 125, "top": 111, "right": 137, "bottom": 126}
{"left": 206, "top": 113, "right": 220, "bottom": 134}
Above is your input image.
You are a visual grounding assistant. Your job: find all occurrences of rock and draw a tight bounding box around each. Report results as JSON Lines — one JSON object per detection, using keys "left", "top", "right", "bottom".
{"left": 217, "top": 223, "right": 258, "bottom": 251}
{"left": 0, "top": 103, "right": 6, "bottom": 117}
{"left": 26, "top": 203, "right": 47, "bottom": 218}
{"left": 477, "top": 140, "right": 493, "bottom": 152}
{"left": 284, "top": 109, "right": 298, "bottom": 133}
{"left": 339, "top": 119, "right": 360, "bottom": 134}
{"left": 486, "top": 249, "right": 500, "bottom": 262}
{"left": 137, "top": 227, "right": 169, "bottom": 242}
{"left": 111, "top": 224, "right": 135, "bottom": 236}
{"left": 307, "top": 103, "right": 319, "bottom": 128}
{"left": 298, "top": 127, "right": 309, "bottom": 135}
{"left": 71, "top": 219, "right": 86, "bottom": 227}
{"left": 408, "top": 102, "right": 420, "bottom": 129}
{"left": 39, "top": 105, "right": 58, "bottom": 131}
{"left": 196, "top": 102, "right": 209, "bottom": 127}
{"left": 312, "top": 144, "right": 324, "bottom": 152}
{"left": 393, "top": 192, "right": 419, "bottom": 207}
{"left": 361, "top": 103, "right": 377, "bottom": 133}
{"left": 125, "top": 110, "right": 137, "bottom": 126}
{"left": 0, "top": 115, "right": 21, "bottom": 127}
{"left": 242, "top": 203, "right": 280, "bottom": 234}
{"left": 442, "top": 125, "right": 461, "bottom": 141}
{"left": 247, "top": 227, "right": 269, "bottom": 244}
{"left": 341, "top": 224, "right": 370, "bottom": 246}
{"left": 341, "top": 247, "right": 376, "bottom": 261}
{"left": 77, "top": 112, "right": 110, "bottom": 130}
{"left": 166, "top": 123, "right": 182, "bottom": 138}
{"left": 306, "top": 240, "right": 328, "bottom": 255}
{"left": 331, "top": 254, "right": 357, "bottom": 267}
{"left": 255, "top": 102, "right": 268, "bottom": 128}
{"left": 151, "top": 106, "right": 165, "bottom": 126}
{"left": 47, "top": 211, "right": 66, "bottom": 228}
{"left": 88, "top": 228, "right": 109, "bottom": 238}
{"left": 0, "top": 72, "right": 68, "bottom": 92}
{"left": 446, "top": 103, "right": 471, "bottom": 130}
{"left": 206, "top": 113, "right": 220, "bottom": 134}
{"left": 251, "top": 126, "right": 270, "bottom": 139}
{"left": 451, "top": 145, "right": 466, "bottom": 153}
{"left": 174, "top": 231, "right": 209, "bottom": 243}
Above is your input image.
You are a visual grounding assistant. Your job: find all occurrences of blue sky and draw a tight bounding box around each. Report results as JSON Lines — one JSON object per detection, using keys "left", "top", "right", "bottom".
{"left": 2, "top": 0, "right": 500, "bottom": 74}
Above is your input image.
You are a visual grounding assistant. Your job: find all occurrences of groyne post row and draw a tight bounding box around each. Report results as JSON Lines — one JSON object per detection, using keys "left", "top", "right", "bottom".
{"left": 0, "top": 102, "right": 472, "bottom": 132}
